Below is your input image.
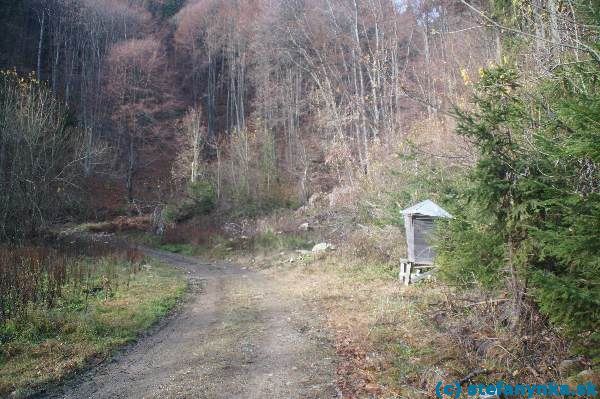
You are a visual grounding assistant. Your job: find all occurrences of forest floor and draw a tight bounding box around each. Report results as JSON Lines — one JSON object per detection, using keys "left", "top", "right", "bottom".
{"left": 39, "top": 246, "right": 338, "bottom": 399}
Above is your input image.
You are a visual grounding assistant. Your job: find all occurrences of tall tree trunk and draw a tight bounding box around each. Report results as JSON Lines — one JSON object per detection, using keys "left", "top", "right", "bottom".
{"left": 353, "top": 0, "right": 369, "bottom": 175}
{"left": 37, "top": 10, "right": 46, "bottom": 80}
{"left": 495, "top": 28, "right": 502, "bottom": 63}
{"left": 533, "top": 0, "right": 546, "bottom": 54}
{"left": 548, "top": 0, "right": 561, "bottom": 58}
{"left": 126, "top": 135, "right": 135, "bottom": 203}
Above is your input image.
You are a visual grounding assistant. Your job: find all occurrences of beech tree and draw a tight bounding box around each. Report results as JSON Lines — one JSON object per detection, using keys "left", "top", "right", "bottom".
{"left": 1, "top": 0, "right": 505, "bottom": 215}
{"left": 170, "top": 0, "right": 498, "bottom": 207}
{"left": 106, "top": 38, "right": 166, "bottom": 203}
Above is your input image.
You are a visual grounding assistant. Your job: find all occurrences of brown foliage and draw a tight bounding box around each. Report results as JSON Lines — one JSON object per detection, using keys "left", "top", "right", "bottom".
{"left": 86, "top": 216, "right": 152, "bottom": 233}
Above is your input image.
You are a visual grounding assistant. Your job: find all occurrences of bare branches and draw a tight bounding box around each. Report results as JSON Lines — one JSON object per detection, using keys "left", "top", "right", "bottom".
{"left": 458, "top": 0, "right": 600, "bottom": 63}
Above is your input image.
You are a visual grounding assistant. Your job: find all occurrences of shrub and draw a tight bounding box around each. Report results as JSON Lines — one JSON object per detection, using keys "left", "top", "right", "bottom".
{"left": 164, "top": 181, "right": 216, "bottom": 223}
{"left": 436, "top": 211, "right": 505, "bottom": 290}
{"left": 0, "top": 70, "right": 83, "bottom": 241}
{"left": 439, "top": 63, "right": 600, "bottom": 359}
{"left": 188, "top": 181, "right": 216, "bottom": 214}
{"left": 0, "top": 242, "right": 144, "bottom": 327}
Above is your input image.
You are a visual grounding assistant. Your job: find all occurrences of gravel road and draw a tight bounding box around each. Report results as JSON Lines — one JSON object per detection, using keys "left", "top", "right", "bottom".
{"left": 38, "top": 247, "right": 338, "bottom": 399}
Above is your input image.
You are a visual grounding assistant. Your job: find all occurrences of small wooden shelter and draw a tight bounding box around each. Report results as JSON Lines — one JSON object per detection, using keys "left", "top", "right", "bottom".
{"left": 399, "top": 199, "right": 452, "bottom": 285}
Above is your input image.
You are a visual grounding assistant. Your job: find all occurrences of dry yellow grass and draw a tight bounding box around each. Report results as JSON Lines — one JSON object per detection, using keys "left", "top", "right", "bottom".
{"left": 149, "top": 213, "right": 598, "bottom": 397}
{"left": 240, "top": 251, "right": 449, "bottom": 398}
{"left": 233, "top": 246, "right": 592, "bottom": 398}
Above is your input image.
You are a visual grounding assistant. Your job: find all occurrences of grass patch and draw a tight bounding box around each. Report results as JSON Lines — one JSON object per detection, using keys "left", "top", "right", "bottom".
{"left": 142, "top": 230, "right": 313, "bottom": 261}
{"left": 334, "top": 259, "right": 398, "bottom": 283}
{"left": 158, "top": 243, "right": 201, "bottom": 256}
{"left": 121, "top": 230, "right": 163, "bottom": 247}
{"left": 250, "top": 230, "right": 313, "bottom": 253}
{"left": 0, "top": 258, "right": 186, "bottom": 397}
{"left": 258, "top": 249, "right": 591, "bottom": 397}
{"left": 246, "top": 250, "right": 472, "bottom": 397}
{"left": 158, "top": 238, "right": 230, "bottom": 259}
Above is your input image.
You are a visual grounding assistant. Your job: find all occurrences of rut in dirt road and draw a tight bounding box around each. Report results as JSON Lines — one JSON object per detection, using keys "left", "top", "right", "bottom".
{"left": 40, "top": 248, "right": 338, "bottom": 399}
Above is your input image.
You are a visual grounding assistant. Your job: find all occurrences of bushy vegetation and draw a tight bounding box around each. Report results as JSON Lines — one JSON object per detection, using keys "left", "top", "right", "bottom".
{"left": 0, "top": 243, "right": 186, "bottom": 396}
{"left": 437, "top": 61, "right": 600, "bottom": 360}
{"left": 0, "top": 241, "right": 143, "bottom": 326}
{"left": 164, "top": 181, "right": 216, "bottom": 223}
{"left": 0, "top": 70, "right": 83, "bottom": 241}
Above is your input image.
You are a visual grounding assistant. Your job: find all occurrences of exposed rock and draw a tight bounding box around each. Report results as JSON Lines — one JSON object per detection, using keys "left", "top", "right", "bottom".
{"left": 312, "top": 242, "right": 333, "bottom": 253}
{"left": 298, "top": 222, "right": 310, "bottom": 231}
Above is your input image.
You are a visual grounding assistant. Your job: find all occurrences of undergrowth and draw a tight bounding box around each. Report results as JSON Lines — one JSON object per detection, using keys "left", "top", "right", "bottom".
{"left": 0, "top": 256, "right": 186, "bottom": 397}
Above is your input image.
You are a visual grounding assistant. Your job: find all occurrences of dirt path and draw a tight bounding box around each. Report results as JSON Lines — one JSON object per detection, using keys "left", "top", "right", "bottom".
{"left": 40, "top": 248, "right": 338, "bottom": 399}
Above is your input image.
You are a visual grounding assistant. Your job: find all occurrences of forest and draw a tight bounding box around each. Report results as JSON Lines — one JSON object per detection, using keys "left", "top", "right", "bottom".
{"left": 0, "top": 0, "right": 598, "bottom": 397}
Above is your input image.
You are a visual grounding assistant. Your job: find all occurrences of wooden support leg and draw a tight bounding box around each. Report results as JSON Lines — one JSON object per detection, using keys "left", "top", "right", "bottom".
{"left": 399, "top": 262, "right": 407, "bottom": 284}
{"left": 404, "top": 262, "right": 412, "bottom": 286}
{"left": 399, "top": 262, "right": 405, "bottom": 282}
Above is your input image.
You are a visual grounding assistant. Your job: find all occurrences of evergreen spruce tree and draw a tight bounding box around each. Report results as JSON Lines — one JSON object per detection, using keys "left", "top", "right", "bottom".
{"left": 438, "top": 61, "right": 599, "bottom": 360}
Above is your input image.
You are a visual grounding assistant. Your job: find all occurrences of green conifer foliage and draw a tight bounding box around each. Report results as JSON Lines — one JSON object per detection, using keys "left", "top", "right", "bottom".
{"left": 438, "top": 61, "right": 599, "bottom": 359}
